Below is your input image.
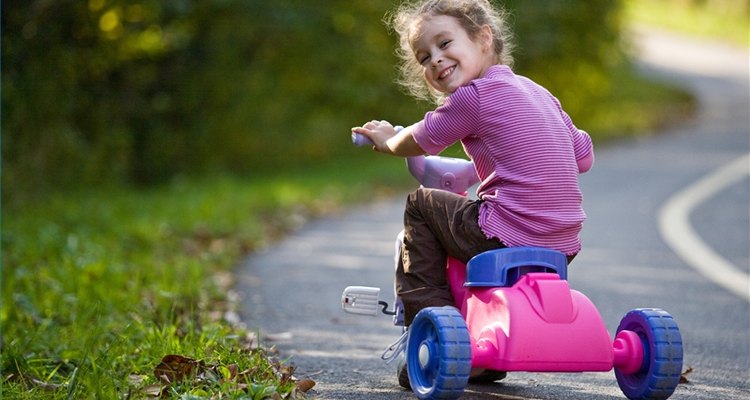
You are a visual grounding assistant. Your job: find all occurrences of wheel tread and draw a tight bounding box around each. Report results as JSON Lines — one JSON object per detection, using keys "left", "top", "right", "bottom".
{"left": 615, "top": 308, "right": 683, "bottom": 400}
{"left": 407, "top": 306, "right": 471, "bottom": 399}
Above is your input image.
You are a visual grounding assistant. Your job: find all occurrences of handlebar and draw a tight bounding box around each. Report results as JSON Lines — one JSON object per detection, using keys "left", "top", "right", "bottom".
{"left": 351, "top": 125, "right": 404, "bottom": 146}
{"left": 407, "top": 156, "right": 479, "bottom": 195}
{"left": 351, "top": 125, "right": 479, "bottom": 195}
{"left": 351, "top": 132, "right": 373, "bottom": 146}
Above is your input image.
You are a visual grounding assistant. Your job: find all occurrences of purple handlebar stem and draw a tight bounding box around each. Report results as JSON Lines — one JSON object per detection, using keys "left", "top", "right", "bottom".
{"left": 352, "top": 125, "right": 478, "bottom": 194}
{"left": 407, "top": 155, "right": 478, "bottom": 195}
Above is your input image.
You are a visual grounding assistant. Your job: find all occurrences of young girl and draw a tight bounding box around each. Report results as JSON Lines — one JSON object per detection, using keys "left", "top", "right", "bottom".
{"left": 352, "top": 0, "right": 594, "bottom": 328}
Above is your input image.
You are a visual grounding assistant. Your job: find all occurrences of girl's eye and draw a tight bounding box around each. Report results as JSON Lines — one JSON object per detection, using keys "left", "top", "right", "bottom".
{"left": 419, "top": 55, "right": 430, "bottom": 65}
{"left": 439, "top": 40, "right": 451, "bottom": 49}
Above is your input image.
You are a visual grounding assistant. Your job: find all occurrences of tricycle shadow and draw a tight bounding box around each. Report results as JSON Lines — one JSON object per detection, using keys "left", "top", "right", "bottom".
{"left": 462, "top": 379, "right": 625, "bottom": 399}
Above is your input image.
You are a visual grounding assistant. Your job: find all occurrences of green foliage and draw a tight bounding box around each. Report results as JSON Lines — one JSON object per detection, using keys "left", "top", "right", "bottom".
{"left": 500, "top": 0, "right": 626, "bottom": 131}
{"left": 625, "top": 0, "right": 749, "bottom": 47}
{"left": 3, "top": 0, "right": 655, "bottom": 200}
{"left": 2, "top": 0, "right": 421, "bottom": 199}
{"left": 3, "top": 0, "right": 192, "bottom": 189}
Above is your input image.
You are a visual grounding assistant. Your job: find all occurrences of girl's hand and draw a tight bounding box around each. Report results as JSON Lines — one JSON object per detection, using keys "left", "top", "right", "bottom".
{"left": 352, "top": 120, "right": 426, "bottom": 157}
{"left": 351, "top": 120, "right": 397, "bottom": 153}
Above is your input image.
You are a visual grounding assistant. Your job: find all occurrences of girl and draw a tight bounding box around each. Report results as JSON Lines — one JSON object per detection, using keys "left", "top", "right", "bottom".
{"left": 352, "top": 0, "right": 594, "bottom": 328}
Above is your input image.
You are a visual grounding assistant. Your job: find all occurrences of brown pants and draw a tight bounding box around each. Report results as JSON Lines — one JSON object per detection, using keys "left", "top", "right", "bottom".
{"left": 396, "top": 188, "right": 506, "bottom": 326}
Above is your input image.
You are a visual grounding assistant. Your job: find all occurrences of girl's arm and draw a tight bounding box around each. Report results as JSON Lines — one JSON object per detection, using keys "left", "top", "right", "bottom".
{"left": 351, "top": 121, "right": 425, "bottom": 157}
{"left": 570, "top": 128, "right": 594, "bottom": 173}
{"left": 577, "top": 149, "right": 594, "bottom": 173}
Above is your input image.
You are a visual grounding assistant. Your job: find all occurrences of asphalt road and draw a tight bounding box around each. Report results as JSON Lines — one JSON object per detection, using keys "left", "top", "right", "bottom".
{"left": 237, "top": 29, "right": 749, "bottom": 400}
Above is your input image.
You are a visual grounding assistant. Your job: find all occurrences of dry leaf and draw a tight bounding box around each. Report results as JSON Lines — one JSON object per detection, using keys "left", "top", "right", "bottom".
{"left": 295, "top": 378, "right": 316, "bottom": 392}
{"left": 142, "top": 383, "right": 166, "bottom": 398}
{"left": 680, "top": 366, "right": 694, "bottom": 384}
{"left": 226, "top": 363, "right": 239, "bottom": 380}
{"left": 153, "top": 354, "right": 203, "bottom": 384}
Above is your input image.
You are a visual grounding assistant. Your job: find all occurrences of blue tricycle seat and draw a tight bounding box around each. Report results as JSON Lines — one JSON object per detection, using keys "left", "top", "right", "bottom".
{"left": 464, "top": 247, "right": 568, "bottom": 287}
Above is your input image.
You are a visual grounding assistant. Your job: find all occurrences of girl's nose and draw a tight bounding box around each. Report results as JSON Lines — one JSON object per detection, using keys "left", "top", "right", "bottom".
{"left": 431, "top": 55, "right": 443, "bottom": 68}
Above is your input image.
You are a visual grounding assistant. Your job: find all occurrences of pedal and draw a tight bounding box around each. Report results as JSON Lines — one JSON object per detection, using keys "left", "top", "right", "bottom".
{"left": 341, "top": 286, "right": 381, "bottom": 316}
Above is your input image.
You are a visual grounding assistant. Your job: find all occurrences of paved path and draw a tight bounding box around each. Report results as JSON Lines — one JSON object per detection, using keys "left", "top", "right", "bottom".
{"left": 237, "top": 28, "right": 749, "bottom": 399}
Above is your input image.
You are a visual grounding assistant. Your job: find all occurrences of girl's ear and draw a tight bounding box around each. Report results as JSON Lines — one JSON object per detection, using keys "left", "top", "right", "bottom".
{"left": 479, "top": 25, "right": 493, "bottom": 51}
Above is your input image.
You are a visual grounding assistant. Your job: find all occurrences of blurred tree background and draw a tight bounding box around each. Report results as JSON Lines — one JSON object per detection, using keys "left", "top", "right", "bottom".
{"left": 3, "top": 0, "right": 414, "bottom": 196}
{"left": 1, "top": 0, "right": 680, "bottom": 203}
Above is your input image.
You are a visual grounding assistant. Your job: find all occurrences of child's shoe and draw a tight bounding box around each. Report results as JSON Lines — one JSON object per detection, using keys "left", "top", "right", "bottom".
{"left": 396, "top": 353, "right": 410, "bottom": 389}
{"left": 469, "top": 368, "right": 507, "bottom": 383}
{"left": 381, "top": 329, "right": 409, "bottom": 389}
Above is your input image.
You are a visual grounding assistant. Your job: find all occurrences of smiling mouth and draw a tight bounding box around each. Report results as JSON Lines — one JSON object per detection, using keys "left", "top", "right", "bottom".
{"left": 438, "top": 66, "right": 455, "bottom": 80}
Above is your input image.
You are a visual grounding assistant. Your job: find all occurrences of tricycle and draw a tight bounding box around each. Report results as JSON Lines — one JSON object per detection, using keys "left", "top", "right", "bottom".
{"left": 342, "top": 132, "right": 683, "bottom": 400}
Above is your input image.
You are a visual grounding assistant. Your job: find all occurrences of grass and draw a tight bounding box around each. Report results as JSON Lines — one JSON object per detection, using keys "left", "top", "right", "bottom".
{"left": 1, "top": 154, "right": 411, "bottom": 399}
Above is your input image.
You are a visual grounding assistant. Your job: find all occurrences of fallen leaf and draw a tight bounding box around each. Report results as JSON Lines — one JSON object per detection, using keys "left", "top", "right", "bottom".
{"left": 226, "top": 363, "right": 239, "bottom": 380}
{"left": 142, "top": 383, "right": 166, "bottom": 398}
{"left": 153, "top": 354, "right": 203, "bottom": 384}
{"left": 295, "top": 378, "right": 316, "bottom": 392}
{"left": 680, "top": 366, "right": 694, "bottom": 384}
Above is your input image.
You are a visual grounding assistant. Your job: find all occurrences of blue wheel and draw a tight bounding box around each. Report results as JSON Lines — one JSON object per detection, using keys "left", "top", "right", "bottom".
{"left": 407, "top": 306, "right": 471, "bottom": 400}
{"left": 615, "top": 308, "right": 683, "bottom": 400}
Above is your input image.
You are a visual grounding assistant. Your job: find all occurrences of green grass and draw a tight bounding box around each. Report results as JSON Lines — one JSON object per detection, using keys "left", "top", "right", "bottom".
{"left": 625, "top": 0, "right": 749, "bottom": 47}
{"left": 1, "top": 153, "right": 411, "bottom": 399}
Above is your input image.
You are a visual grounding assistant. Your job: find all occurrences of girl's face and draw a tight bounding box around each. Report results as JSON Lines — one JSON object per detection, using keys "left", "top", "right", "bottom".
{"left": 410, "top": 15, "right": 494, "bottom": 94}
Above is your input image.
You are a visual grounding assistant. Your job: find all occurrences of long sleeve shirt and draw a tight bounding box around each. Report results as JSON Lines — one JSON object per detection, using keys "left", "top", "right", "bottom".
{"left": 413, "top": 65, "right": 593, "bottom": 255}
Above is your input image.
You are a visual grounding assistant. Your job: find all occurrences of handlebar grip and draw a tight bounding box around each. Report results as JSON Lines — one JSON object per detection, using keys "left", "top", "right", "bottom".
{"left": 351, "top": 125, "right": 403, "bottom": 147}
{"left": 352, "top": 132, "right": 373, "bottom": 146}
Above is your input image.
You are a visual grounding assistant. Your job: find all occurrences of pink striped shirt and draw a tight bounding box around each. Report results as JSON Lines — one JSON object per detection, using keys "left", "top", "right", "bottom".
{"left": 413, "top": 65, "right": 593, "bottom": 255}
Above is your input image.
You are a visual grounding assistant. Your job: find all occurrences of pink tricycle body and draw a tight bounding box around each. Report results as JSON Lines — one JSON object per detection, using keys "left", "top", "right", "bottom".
{"left": 446, "top": 253, "right": 642, "bottom": 375}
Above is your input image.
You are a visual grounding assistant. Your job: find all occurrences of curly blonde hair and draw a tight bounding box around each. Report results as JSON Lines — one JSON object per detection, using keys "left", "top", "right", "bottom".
{"left": 386, "top": 0, "right": 515, "bottom": 104}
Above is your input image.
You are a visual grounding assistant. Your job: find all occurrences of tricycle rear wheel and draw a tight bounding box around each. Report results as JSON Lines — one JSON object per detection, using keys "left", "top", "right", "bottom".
{"left": 407, "top": 306, "right": 471, "bottom": 400}
{"left": 615, "top": 308, "right": 683, "bottom": 400}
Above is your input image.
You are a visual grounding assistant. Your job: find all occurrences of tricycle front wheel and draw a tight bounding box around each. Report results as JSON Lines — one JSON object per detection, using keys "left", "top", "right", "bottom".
{"left": 407, "top": 306, "right": 471, "bottom": 400}
{"left": 615, "top": 308, "right": 683, "bottom": 400}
